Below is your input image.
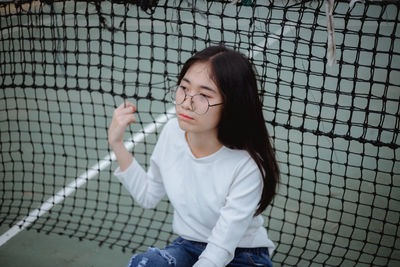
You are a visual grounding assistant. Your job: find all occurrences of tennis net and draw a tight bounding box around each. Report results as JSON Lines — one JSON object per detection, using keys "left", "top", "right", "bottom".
{"left": 1, "top": 0, "right": 399, "bottom": 266}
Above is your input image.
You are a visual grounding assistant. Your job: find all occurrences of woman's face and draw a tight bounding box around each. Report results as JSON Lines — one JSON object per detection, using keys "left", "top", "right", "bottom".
{"left": 175, "top": 61, "right": 223, "bottom": 137}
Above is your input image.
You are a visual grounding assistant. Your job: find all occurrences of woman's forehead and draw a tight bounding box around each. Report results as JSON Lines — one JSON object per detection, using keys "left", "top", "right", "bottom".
{"left": 183, "top": 62, "right": 218, "bottom": 92}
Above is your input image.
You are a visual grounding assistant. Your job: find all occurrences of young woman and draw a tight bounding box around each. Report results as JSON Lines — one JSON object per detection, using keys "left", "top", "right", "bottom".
{"left": 108, "top": 46, "right": 280, "bottom": 267}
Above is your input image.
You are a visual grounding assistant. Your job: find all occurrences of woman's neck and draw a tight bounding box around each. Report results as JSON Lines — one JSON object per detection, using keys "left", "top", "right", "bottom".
{"left": 185, "top": 131, "right": 223, "bottom": 158}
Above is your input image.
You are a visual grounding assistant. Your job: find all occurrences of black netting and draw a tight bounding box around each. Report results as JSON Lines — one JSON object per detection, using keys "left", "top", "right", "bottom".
{"left": 0, "top": 0, "right": 399, "bottom": 266}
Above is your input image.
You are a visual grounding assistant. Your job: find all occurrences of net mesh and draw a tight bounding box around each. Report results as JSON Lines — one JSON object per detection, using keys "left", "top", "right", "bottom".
{"left": 1, "top": 0, "right": 399, "bottom": 266}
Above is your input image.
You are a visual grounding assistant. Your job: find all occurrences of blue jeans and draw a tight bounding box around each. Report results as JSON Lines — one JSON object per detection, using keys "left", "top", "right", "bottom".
{"left": 127, "top": 237, "right": 273, "bottom": 267}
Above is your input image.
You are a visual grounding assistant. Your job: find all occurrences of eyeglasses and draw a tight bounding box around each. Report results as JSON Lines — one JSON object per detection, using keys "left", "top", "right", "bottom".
{"left": 169, "top": 85, "right": 223, "bottom": 115}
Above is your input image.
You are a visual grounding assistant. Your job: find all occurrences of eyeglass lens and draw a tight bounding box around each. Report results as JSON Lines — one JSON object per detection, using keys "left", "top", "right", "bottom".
{"left": 171, "top": 86, "right": 209, "bottom": 115}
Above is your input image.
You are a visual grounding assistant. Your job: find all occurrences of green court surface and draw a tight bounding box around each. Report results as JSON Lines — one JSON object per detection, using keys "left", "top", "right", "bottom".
{"left": 1, "top": 1, "right": 399, "bottom": 266}
{"left": 0, "top": 224, "right": 131, "bottom": 267}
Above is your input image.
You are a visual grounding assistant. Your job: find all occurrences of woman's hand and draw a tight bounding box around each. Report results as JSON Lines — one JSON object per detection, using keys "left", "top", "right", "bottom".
{"left": 108, "top": 102, "right": 137, "bottom": 149}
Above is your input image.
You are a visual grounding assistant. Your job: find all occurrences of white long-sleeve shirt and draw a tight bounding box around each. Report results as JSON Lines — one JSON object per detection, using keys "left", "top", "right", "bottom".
{"left": 114, "top": 118, "right": 275, "bottom": 266}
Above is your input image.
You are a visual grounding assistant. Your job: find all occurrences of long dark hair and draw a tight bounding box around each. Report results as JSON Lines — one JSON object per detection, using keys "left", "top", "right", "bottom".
{"left": 177, "top": 46, "right": 280, "bottom": 216}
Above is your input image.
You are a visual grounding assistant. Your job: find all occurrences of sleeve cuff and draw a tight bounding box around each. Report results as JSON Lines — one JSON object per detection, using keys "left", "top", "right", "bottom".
{"left": 198, "top": 243, "right": 232, "bottom": 267}
{"left": 193, "top": 257, "right": 217, "bottom": 267}
{"left": 114, "top": 159, "right": 138, "bottom": 177}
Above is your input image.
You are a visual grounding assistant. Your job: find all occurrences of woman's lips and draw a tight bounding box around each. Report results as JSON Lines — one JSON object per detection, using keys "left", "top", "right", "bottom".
{"left": 179, "top": 113, "right": 194, "bottom": 120}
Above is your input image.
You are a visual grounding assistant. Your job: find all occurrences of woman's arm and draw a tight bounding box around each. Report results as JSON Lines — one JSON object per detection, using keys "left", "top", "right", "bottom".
{"left": 108, "top": 102, "right": 136, "bottom": 171}
{"left": 109, "top": 102, "right": 166, "bottom": 208}
{"left": 195, "top": 160, "right": 264, "bottom": 267}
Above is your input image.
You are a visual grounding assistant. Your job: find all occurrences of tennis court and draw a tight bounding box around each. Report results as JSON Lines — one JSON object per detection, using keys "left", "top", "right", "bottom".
{"left": 1, "top": 0, "right": 399, "bottom": 266}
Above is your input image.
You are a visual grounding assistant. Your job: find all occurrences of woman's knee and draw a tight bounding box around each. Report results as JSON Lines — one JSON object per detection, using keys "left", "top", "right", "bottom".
{"left": 127, "top": 247, "right": 177, "bottom": 267}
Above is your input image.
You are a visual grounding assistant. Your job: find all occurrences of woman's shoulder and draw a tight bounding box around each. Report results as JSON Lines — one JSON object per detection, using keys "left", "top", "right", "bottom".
{"left": 155, "top": 117, "right": 183, "bottom": 146}
{"left": 161, "top": 117, "right": 178, "bottom": 130}
{"left": 220, "top": 146, "right": 256, "bottom": 168}
{"left": 218, "top": 147, "right": 262, "bottom": 185}
{"left": 160, "top": 117, "right": 181, "bottom": 137}
{"left": 151, "top": 118, "right": 183, "bottom": 159}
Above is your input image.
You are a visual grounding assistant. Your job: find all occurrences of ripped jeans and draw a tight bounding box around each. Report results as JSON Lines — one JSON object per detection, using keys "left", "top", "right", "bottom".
{"left": 127, "top": 237, "right": 273, "bottom": 267}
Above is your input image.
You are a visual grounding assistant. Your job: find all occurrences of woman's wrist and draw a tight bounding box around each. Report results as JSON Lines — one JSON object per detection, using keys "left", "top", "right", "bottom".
{"left": 110, "top": 140, "right": 125, "bottom": 151}
{"left": 111, "top": 142, "right": 134, "bottom": 171}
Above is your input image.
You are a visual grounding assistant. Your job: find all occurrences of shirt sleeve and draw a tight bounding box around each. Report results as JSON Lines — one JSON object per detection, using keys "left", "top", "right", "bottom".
{"left": 196, "top": 158, "right": 264, "bottom": 266}
{"left": 113, "top": 121, "right": 171, "bottom": 209}
{"left": 192, "top": 253, "right": 219, "bottom": 267}
{"left": 114, "top": 156, "right": 166, "bottom": 209}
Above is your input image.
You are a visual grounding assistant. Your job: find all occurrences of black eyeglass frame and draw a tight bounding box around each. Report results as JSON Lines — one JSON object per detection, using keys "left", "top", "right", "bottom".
{"left": 169, "top": 85, "right": 223, "bottom": 115}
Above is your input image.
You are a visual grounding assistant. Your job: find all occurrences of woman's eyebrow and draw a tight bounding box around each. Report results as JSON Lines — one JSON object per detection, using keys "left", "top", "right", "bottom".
{"left": 182, "top": 77, "right": 217, "bottom": 93}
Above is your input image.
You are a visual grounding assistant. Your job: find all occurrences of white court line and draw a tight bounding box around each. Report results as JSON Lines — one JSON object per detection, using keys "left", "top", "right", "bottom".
{"left": 0, "top": 22, "right": 294, "bottom": 246}
{"left": 0, "top": 106, "right": 175, "bottom": 247}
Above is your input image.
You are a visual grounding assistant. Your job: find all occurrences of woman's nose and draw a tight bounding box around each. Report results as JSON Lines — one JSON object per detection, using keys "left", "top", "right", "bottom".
{"left": 180, "top": 95, "right": 192, "bottom": 110}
